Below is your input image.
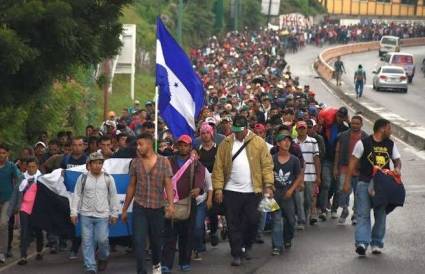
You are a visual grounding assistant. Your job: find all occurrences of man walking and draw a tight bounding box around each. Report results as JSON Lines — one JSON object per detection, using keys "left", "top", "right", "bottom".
{"left": 354, "top": 64, "right": 366, "bottom": 99}
{"left": 334, "top": 56, "right": 346, "bottom": 86}
{"left": 0, "top": 144, "right": 21, "bottom": 263}
{"left": 122, "top": 133, "right": 175, "bottom": 274}
{"left": 212, "top": 115, "right": 274, "bottom": 266}
{"left": 334, "top": 115, "right": 367, "bottom": 225}
{"left": 271, "top": 133, "right": 303, "bottom": 255}
{"left": 294, "top": 121, "right": 321, "bottom": 227}
{"left": 343, "top": 119, "right": 401, "bottom": 256}
{"left": 70, "top": 152, "right": 120, "bottom": 273}
{"left": 162, "top": 135, "right": 205, "bottom": 273}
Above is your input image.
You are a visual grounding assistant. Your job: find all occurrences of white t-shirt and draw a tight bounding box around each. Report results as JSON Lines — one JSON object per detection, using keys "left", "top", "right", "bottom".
{"left": 225, "top": 135, "right": 254, "bottom": 193}
{"left": 352, "top": 140, "right": 400, "bottom": 160}
{"left": 196, "top": 169, "right": 213, "bottom": 205}
{"left": 295, "top": 136, "right": 320, "bottom": 182}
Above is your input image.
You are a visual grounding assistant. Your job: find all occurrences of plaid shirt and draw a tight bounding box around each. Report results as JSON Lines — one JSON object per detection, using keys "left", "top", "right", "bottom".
{"left": 129, "top": 155, "right": 173, "bottom": 209}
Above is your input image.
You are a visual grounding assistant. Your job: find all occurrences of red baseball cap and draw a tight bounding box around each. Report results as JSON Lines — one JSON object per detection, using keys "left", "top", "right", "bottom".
{"left": 254, "top": 123, "right": 266, "bottom": 133}
{"left": 177, "top": 134, "right": 192, "bottom": 144}
{"left": 296, "top": 121, "right": 307, "bottom": 129}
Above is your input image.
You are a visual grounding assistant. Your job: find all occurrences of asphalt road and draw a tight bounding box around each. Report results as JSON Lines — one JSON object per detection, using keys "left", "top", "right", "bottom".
{"left": 339, "top": 46, "right": 425, "bottom": 126}
{"left": 2, "top": 45, "right": 425, "bottom": 274}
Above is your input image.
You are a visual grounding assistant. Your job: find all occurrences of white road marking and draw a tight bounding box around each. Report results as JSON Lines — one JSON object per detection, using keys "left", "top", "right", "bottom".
{"left": 316, "top": 69, "right": 425, "bottom": 162}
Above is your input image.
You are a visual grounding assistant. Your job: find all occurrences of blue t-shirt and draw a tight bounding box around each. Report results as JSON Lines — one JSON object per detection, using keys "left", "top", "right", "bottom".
{"left": 0, "top": 161, "right": 21, "bottom": 202}
{"left": 60, "top": 154, "right": 88, "bottom": 169}
{"left": 273, "top": 154, "right": 301, "bottom": 188}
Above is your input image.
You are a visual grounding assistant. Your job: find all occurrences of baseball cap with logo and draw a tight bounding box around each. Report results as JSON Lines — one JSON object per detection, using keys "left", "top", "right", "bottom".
{"left": 232, "top": 115, "right": 248, "bottom": 133}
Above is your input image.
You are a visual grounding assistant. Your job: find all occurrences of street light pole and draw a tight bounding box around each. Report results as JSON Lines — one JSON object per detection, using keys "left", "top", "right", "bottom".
{"left": 177, "top": 0, "right": 183, "bottom": 44}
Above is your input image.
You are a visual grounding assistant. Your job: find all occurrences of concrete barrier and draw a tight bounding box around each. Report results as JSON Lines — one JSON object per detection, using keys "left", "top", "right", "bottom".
{"left": 315, "top": 38, "right": 425, "bottom": 150}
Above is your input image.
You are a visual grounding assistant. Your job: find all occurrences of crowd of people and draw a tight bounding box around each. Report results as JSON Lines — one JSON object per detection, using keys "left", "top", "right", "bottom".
{"left": 0, "top": 21, "right": 407, "bottom": 274}
{"left": 264, "top": 21, "right": 425, "bottom": 51}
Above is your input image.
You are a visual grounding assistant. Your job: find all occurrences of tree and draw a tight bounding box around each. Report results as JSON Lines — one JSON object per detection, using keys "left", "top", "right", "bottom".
{"left": 0, "top": 0, "right": 132, "bottom": 106}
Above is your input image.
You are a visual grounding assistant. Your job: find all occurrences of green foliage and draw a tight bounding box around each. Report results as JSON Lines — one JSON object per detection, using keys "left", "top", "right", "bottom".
{"left": 0, "top": 0, "right": 132, "bottom": 106}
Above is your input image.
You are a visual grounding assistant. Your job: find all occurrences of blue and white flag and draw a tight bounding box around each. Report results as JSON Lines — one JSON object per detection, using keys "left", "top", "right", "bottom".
{"left": 36, "top": 159, "right": 133, "bottom": 238}
{"left": 156, "top": 17, "right": 205, "bottom": 138}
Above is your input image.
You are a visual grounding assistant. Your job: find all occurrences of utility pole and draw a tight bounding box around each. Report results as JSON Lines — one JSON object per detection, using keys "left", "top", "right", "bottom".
{"left": 234, "top": 0, "right": 239, "bottom": 31}
{"left": 177, "top": 0, "right": 184, "bottom": 44}
{"left": 267, "top": 0, "right": 272, "bottom": 25}
{"left": 102, "top": 60, "right": 111, "bottom": 121}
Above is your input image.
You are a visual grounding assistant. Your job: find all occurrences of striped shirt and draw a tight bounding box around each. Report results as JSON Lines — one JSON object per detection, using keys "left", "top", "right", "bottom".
{"left": 129, "top": 156, "right": 173, "bottom": 209}
{"left": 295, "top": 136, "right": 320, "bottom": 182}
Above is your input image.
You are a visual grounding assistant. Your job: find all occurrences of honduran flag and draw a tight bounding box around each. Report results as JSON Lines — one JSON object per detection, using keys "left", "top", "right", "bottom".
{"left": 156, "top": 17, "right": 205, "bottom": 138}
{"left": 32, "top": 158, "right": 133, "bottom": 238}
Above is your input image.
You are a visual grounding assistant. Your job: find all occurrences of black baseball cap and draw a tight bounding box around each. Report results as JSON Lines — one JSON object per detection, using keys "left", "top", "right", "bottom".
{"left": 337, "top": 106, "right": 348, "bottom": 117}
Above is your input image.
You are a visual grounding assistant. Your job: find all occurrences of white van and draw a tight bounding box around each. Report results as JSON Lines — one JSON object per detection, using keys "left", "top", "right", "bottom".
{"left": 379, "top": 36, "right": 400, "bottom": 57}
{"left": 382, "top": 52, "right": 415, "bottom": 83}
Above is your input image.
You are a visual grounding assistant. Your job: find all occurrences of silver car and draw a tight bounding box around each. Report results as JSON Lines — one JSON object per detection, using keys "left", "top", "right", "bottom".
{"left": 372, "top": 65, "right": 408, "bottom": 93}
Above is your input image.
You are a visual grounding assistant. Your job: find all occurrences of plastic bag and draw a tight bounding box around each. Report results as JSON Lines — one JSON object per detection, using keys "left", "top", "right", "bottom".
{"left": 258, "top": 197, "right": 280, "bottom": 213}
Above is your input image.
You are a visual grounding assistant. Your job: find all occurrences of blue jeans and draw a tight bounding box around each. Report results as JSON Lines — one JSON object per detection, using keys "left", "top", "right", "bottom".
{"left": 319, "top": 160, "right": 333, "bottom": 211}
{"left": 80, "top": 215, "right": 109, "bottom": 272}
{"left": 194, "top": 202, "right": 207, "bottom": 252}
{"left": 355, "top": 181, "right": 387, "bottom": 248}
{"left": 338, "top": 174, "right": 358, "bottom": 212}
{"left": 271, "top": 188, "right": 296, "bottom": 249}
{"left": 355, "top": 80, "right": 364, "bottom": 97}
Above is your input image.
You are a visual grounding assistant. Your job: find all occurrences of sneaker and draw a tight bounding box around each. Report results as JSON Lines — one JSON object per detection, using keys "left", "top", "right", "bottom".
{"left": 0, "top": 253, "right": 5, "bottom": 264}
{"left": 242, "top": 249, "right": 252, "bottom": 260}
{"left": 271, "top": 248, "right": 281, "bottom": 256}
{"left": 255, "top": 234, "right": 264, "bottom": 244}
{"left": 284, "top": 241, "right": 292, "bottom": 249}
{"left": 192, "top": 251, "right": 202, "bottom": 261}
{"left": 296, "top": 224, "right": 305, "bottom": 230}
{"left": 6, "top": 249, "right": 13, "bottom": 258}
{"left": 210, "top": 234, "right": 219, "bottom": 247}
{"left": 331, "top": 211, "right": 338, "bottom": 219}
{"left": 371, "top": 246, "right": 383, "bottom": 255}
{"left": 338, "top": 209, "right": 349, "bottom": 224}
{"left": 18, "top": 257, "right": 27, "bottom": 265}
{"left": 310, "top": 217, "right": 318, "bottom": 225}
{"left": 152, "top": 263, "right": 162, "bottom": 274}
{"left": 319, "top": 213, "right": 327, "bottom": 221}
{"left": 98, "top": 259, "right": 108, "bottom": 272}
{"left": 69, "top": 251, "right": 78, "bottom": 260}
{"left": 50, "top": 246, "right": 58, "bottom": 254}
{"left": 161, "top": 266, "right": 172, "bottom": 273}
{"left": 355, "top": 244, "right": 366, "bottom": 256}
{"left": 351, "top": 215, "right": 357, "bottom": 226}
{"left": 231, "top": 256, "right": 241, "bottom": 266}
{"left": 36, "top": 253, "right": 43, "bottom": 261}
{"left": 180, "top": 264, "right": 192, "bottom": 272}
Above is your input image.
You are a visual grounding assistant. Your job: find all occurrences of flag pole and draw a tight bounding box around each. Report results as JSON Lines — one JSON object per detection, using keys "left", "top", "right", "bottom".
{"left": 154, "top": 86, "right": 159, "bottom": 153}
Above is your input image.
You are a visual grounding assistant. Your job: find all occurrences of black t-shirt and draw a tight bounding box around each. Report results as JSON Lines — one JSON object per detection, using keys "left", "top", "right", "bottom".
{"left": 60, "top": 154, "right": 88, "bottom": 169}
{"left": 273, "top": 154, "right": 301, "bottom": 188}
{"left": 197, "top": 144, "right": 217, "bottom": 173}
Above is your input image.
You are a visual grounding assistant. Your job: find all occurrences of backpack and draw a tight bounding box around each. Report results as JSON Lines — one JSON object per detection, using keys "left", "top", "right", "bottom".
{"left": 78, "top": 172, "right": 112, "bottom": 210}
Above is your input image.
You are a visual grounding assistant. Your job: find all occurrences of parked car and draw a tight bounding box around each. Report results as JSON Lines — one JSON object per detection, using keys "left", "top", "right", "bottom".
{"left": 379, "top": 36, "right": 400, "bottom": 57}
{"left": 372, "top": 65, "right": 408, "bottom": 93}
{"left": 381, "top": 52, "right": 415, "bottom": 83}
